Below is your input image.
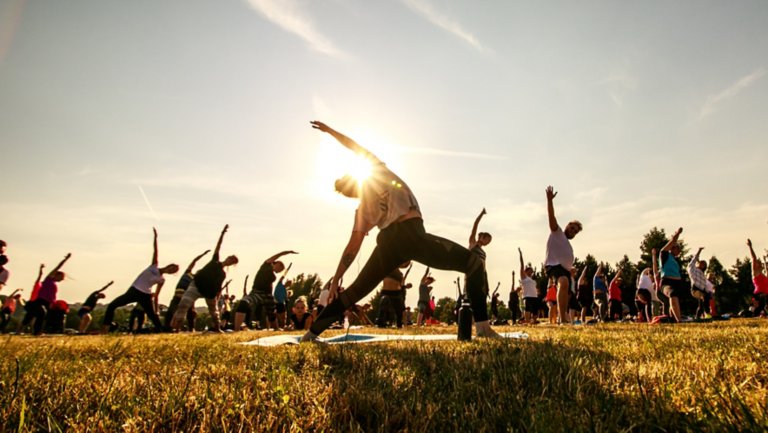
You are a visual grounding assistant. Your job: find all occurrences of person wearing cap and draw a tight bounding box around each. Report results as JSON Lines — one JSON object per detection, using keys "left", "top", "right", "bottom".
{"left": 77, "top": 281, "right": 113, "bottom": 333}
{"left": 544, "top": 186, "right": 583, "bottom": 325}
{"left": 301, "top": 121, "right": 498, "bottom": 342}
{"left": 233, "top": 250, "right": 297, "bottom": 331}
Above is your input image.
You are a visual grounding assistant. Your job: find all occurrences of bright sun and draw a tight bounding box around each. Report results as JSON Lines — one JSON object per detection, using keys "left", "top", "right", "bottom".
{"left": 313, "top": 128, "right": 400, "bottom": 203}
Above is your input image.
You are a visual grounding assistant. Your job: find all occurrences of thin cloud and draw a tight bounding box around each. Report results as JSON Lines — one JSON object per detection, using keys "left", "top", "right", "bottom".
{"left": 398, "top": 145, "right": 507, "bottom": 160}
{"left": 244, "top": 0, "right": 348, "bottom": 59}
{"left": 599, "top": 70, "right": 637, "bottom": 108}
{"left": 400, "top": 0, "right": 491, "bottom": 53}
{"left": 699, "top": 68, "right": 766, "bottom": 120}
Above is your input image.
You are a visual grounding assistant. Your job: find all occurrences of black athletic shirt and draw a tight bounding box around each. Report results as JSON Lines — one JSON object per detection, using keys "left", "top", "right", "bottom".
{"left": 82, "top": 291, "right": 101, "bottom": 310}
{"left": 194, "top": 253, "right": 226, "bottom": 298}
{"left": 252, "top": 262, "right": 276, "bottom": 294}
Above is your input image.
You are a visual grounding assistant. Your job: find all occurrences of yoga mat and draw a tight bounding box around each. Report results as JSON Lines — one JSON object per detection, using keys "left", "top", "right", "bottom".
{"left": 242, "top": 332, "right": 529, "bottom": 347}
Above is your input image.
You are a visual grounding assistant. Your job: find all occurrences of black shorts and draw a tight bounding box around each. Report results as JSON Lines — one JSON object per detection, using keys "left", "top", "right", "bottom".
{"left": 661, "top": 278, "right": 685, "bottom": 298}
{"left": 636, "top": 288, "right": 651, "bottom": 304}
{"left": 545, "top": 265, "right": 571, "bottom": 281}
{"left": 577, "top": 290, "right": 593, "bottom": 309}
{"left": 524, "top": 297, "right": 539, "bottom": 313}
{"left": 275, "top": 303, "right": 286, "bottom": 314}
{"left": 568, "top": 294, "right": 580, "bottom": 311}
{"left": 236, "top": 300, "right": 251, "bottom": 314}
{"left": 77, "top": 307, "right": 92, "bottom": 318}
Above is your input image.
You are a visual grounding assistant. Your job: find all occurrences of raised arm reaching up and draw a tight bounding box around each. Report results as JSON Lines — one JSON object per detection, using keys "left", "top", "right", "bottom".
{"left": 185, "top": 250, "right": 211, "bottom": 274}
{"left": 579, "top": 267, "right": 588, "bottom": 286}
{"left": 469, "top": 208, "right": 487, "bottom": 247}
{"left": 546, "top": 186, "right": 559, "bottom": 232}
{"left": 610, "top": 269, "right": 623, "bottom": 287}
{"left": 265, "top": 250, "right": 298, "bottom": 264}
{"left": 747, "top": 239, "right": 762, "bottom": 275}
{"left": 651, "top": 248, "right": 660, "bottom": 288}
{"left": 35, "top": 264, "right": 45, "bottom": 285}
{"left": 48, "top": 253, "right": 72, "bottom": 279}
{"left": 214, "top": 225, "right": 229, "bottom": 257}
{"left": 310, "top": 121, "right": 382, "bottom": 163}
{"left": 242, "top": 275, "right": 249, "bottom": 298}
{"left": 518, "top": 248, "right": 526, "bottom": 277}
{"left": 662, "top": 228, "right": 683, "bottom": 252}
{"left": 98, "top": 281, "right": 114, "bottom": 293}
{"left": 152, "top": 227, "right": 159, "bottom": 265}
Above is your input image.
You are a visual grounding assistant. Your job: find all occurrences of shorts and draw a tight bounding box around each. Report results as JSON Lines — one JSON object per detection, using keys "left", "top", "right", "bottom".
{"left": 568, "top": 293, "right": 580, "bottom": 311}
{"left": 77, "top": 307, "right": 92, "bottom": 318}
{"left": 661, "top": 278, "right": 685, "bottom": 298}
{"left": 524, "top": 297, "right": 539, "bottom": 313}
{"left": 545, "top": 265, "right": 571, "bottom": 281}
{"left": 417, "top": 301, "right": 429, "bottom": 313}
{"left": 636, "top": 288, "right": 651, "bottom": 304}
{"left": 276, "top": 303, "right": 286, "bottom": 314}
{"left": 577, "top": 290, "right": 593, "bottom": 309}
{"left": 691, "top": 286, "right": 707, "bottom": 301}
{"left": 236, "top": 299, "right": 252, "bottom": 314}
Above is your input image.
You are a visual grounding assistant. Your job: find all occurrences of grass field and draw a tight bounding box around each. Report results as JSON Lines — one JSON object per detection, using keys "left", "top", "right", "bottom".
{"left": 1, "top": 320, "right": 766, "bottom": 432}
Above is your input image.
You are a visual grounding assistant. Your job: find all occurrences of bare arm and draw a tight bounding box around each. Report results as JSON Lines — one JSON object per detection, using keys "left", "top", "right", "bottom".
{"left": 265, "top": 250, "right": 298, "bottom": 264}
{"left": 35, "top": 264, "right": 45, "bottom": 285}
{"left": 518, "top": 248, "right": 525, "bottom": 277}
{"left": 661, "top": 227, "right": 683, "bottom": 252}
{"left": 402, "top": 263, "right": 413, "bottom": 285}
{"left": 422, "top": 266, "right": 431, "bottom": 282}
{"left": 153, "top": 280, "right": 164, "bottom": 314}
{"left": 579, "top": 267, "right": 588, "bottom": 285}
{"left": 747, "top": 239, "right": 760, "bottom": 275}
{"left": 651, "top": 248, "right": 660, "bottom": 288}
{"left": 330, "top": 231, "right": 367, "bottom": 299}
{"left": 469, "top": 208, "right": 487, "bottom": 247}
{"left": 610, "top": 270, "right": 622, "bottom": 287}
{"left": 546, "top": 186, "right": 559, "bottom": 232}
{"left": 98, "top": 281, "right": 114, "bottom": 293}
{"left": 242, "top": 275, "right": 249, "bottom": 298}
{"left": 214, "top": 225, "right": 229, "bottom": 257}
{"left": 310, "top": 121, "right": 382, "bottom": 163}
{"left": 151, "top": 227, "right": 159, "bottom": 265}
{"left": 8, "top": 288, "right": 21, "bottom": 297}
{"left": 48, "top": 253, "right": 71, "bottom": 279}
{"left": 283, "top": 262, "right": 293, "bottom": 277}
{"left": 186, "top": 249, "right": 211, "bottom": 273}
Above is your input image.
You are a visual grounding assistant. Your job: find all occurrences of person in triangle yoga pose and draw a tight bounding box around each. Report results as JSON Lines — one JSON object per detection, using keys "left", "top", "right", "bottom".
{"left": 301, "top": 121, "right": 499, "bottom": 342}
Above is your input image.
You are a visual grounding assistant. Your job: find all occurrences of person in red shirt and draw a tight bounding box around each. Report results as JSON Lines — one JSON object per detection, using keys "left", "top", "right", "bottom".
{"left": 1, "top": 289, "right": 22, "bottom": 332}
{"left": 747, "top": 239, "right": 768, "bottom": 317}
{"left": 545, "top": 277, "right": 558, "bottom": 324}
{"left": 608, "top": 270, "right": 623, "bottom": 321}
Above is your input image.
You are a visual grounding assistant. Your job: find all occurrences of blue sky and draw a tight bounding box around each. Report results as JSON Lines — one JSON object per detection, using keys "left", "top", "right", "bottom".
{"left": 1, "top": 0, "right": 766, "bottom": 305}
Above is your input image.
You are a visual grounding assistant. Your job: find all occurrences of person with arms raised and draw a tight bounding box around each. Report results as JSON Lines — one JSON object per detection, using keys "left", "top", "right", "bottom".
{"left": 302, "top": 121, "right": 498, "bottom": 342}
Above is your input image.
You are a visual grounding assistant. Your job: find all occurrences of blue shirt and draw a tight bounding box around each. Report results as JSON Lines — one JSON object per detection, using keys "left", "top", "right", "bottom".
{"left": 274, "top": 281, "right": 287, "bottom": 304}
{"left": 660, "top": 251, "right": 681, "bottom": 279}
{"left": 593, "top": 275, "right": 608, "bottom": 293}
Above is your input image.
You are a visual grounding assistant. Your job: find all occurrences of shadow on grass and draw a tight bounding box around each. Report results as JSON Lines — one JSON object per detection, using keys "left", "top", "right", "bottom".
{"left": 312, "top": 337, "right": 698, "bottom": 433}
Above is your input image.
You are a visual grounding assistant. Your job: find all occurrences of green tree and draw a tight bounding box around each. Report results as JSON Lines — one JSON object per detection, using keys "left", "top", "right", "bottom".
{"left": 729, "top": 258, "right": 754, "bottom": 313}
{"left": 433, "top": 297, "right": 457, "bottom": 324}
{"left": 287, "top": 273, "right": 323, "bottom": 308}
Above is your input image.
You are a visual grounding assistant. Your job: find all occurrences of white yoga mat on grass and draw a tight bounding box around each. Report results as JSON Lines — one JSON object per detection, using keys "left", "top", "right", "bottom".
{"left": 242, "top": 332, "right": 529, "bottom": 347}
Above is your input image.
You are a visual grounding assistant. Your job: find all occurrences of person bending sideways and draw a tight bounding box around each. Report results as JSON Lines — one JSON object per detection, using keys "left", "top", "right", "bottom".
{"left": 102, "top": 228, "right": 178, "bottom": 333}
{"left": 301, "top": 121, "right": 499, "bottom": 342}
{"left": 658, "top": 228, "right": 684, "bottom": 323}
{"left": 171, "top": 225, "right": 238, "bottom": 332}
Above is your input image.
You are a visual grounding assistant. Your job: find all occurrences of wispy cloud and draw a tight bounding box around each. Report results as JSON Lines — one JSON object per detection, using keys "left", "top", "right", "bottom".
{"left": 699, "top": 68, "right": 766, "bottom": 120}
{"left": 400, "top": 0, "right": 491, "bottom": 53}
{"left": 397, "top": 145, "right": 507, "bottom": 160}
{"left": 244, "top": 0, "right": 348, "bottom": 59}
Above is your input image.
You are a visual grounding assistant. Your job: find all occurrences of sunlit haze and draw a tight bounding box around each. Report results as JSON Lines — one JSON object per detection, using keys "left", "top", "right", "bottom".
{"left": 1, "top": 0, "right": 766, "bottom": 306}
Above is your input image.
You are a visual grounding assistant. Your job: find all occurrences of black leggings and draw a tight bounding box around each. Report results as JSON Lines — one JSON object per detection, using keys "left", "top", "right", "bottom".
{"left": 310, "top": 218, "right": 486, "bottom": 336}
{"left": 21, "top": 299, "right": 50, "bottom": 335}
{"left": 103, "top": 287, "right": 163, "bottom": 330}
{"left": 754, "top": 294, "right": 767, "bottom": 317}
{"left": 164, "top": 293, "right": 196, "bottom": 328}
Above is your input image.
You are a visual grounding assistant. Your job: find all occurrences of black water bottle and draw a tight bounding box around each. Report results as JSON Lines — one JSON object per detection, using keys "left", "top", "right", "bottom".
{"left": 457, "top": 296, "right": 473, "bottom": 341}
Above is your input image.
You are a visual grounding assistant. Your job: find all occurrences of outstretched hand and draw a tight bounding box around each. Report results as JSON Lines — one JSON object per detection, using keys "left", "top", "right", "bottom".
{"left": 310, "top": 121, "right": 332, "bottom": 133}
{"left": 222, "top": 224, "right": 229, "bottom": 233}
{"left": 747, "top": 239, "right": 753, "bottom": 247}
{"left": 481, "top": 208, "right": 487, "bottom": 216}
{"left": 546, "top": 186, "right": 557, "bottom": 201}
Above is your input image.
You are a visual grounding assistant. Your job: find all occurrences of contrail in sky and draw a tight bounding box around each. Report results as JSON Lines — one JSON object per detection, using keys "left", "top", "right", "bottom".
{"left": 137, "top": 185, "right": 160, "bottom": 221}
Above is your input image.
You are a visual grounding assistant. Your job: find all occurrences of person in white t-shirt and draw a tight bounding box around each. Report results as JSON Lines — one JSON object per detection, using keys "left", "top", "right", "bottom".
{"left": 101, "top": 228, "right": 179, "bottom": 332}
{"left": 544, "top": 186, "right": 582, "bottom": 325}
{"left": 301, "top": 121, "right": 497, "bottom": 342}
{"left": 518, "top": 248, "right": 540, "bottom": 324}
